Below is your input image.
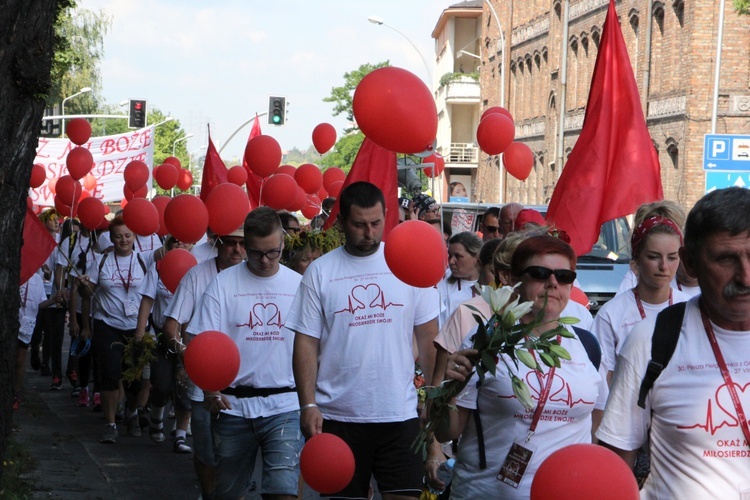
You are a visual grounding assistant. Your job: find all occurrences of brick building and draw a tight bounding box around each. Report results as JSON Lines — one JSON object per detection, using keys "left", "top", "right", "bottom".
{"left": 435, "top": 0, "right": 750, "bottom": 210}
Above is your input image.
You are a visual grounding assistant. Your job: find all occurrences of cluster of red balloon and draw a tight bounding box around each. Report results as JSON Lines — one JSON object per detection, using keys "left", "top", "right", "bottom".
{"left": 422, "top": 152, "right": 445, "bottom": 178}
{"left": 476, "top": 107, "right": 534, "bottom": 181}
{"left": 153, "top": 156, "right": 193, "bottom": 193}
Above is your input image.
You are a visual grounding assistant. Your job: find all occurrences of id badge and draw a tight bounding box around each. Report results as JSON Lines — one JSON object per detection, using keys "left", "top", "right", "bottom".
{"left": 497, "top": 438, "right": 537, "bottom": 489}
{"left": 125, "top": 297, "right": 138, "bottom": 316}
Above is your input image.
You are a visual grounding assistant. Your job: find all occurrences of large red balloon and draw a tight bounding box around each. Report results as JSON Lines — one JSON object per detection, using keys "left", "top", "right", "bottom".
{"left": 353, "top": 67, "right": 437, "bottom": 154}
{"left": 66, "top": 118, "right": 92, "bottom": 146}
{"left": 276, "top": 164, "right": 296, "bottom": 178}
{"left": 56, "top": 175, "right": 82, "bottom": 206}
{"left": 66, "top": 146, "right": 94, "bottom": 181}
{"left": 124, "top": 160, "right": 150, "bottom": 190}
{"left": 295, "top": 163, "right": 323, "bottom": 194}
{"left": 122, "top": 198, "right": 159, "bottom": 236}
{"left": 327, "top": 180, "right": 344, "bottom": 198}
{"left": 152, "top": 195, "right": 171, "bottom": 237}
{"left": 476, "top": 113, "right": 515, "bottom": 156}
{"left": 123, "top": 183, "right": 148, "bottom": 201}
{"left": 184, "top": 331, "right": 240, "bottom": 392}
{"left": 422, "top": 153, "right": 445, "bottom": 178}
{"left": 384, "top": 220, "right": 447, "bottom": 288}
{"left": 261, "top": 174, "right": 296, "bottom": 210}
{"left": 177, "top": 169, "right": 193, "bottom": 191}
{"left": 157, "top": 248, "right": 197, "bottom": 294}
{"left": 301, "top": 194, "right": 321, "bottom": 219}
{"left": 154, "top": 163, "right": 179, "bottom": 190}
{"left": 205, "top": 183, "right": 250, "bottom": 236}
{"left": 244, "top": 135, "right": 282, "bottom": 178}
{"left": 322, "top": 167, "right": 346, "bottom": 192}
{"left": 531, "top": 444, "right": 639, "bottom": 500}
{"left": 164, "top": 194, "right": 208, "bottom": 244}
{"left": 30, "top": 164, "right": 46, "bottom": 189}
{"left": 77, "top": 197, "right": 106, "bottom": 231}
{"left": 54, "top": 196, "right": 73, "bottom": 217}
{"left": 288, "top": 186, "right": 307, "bottom": 212}
{"left": 227, "top": 165, "right": 248, "bottom": 186}
{"left": 312, "top": 123, "right": 337, "bottom": 154}
{"left": 300, "top": 433, "right": 355, "bottom": 494}
{"left": 481, "top": 106, "right": 514, "bottom": 123}
{"left": 503, "top": 141, "right": 534, "bottom": 181}
{"left": 163, "top": 156, "right": 182, "bottom": 169}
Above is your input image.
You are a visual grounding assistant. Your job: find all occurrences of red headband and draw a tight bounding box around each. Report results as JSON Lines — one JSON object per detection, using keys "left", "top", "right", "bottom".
{"left": 631, "top": 216, "right": 683, "bottom": 256}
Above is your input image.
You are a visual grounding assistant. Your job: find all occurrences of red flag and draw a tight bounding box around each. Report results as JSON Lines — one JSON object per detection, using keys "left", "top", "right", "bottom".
{"left": 546, "top": 0, "right": 662, "bottom": 256}
{"left": 199, "top": 130, "right": 229, "bottom": 202}
{"left": 242, "top": 115, "right": 265, "bottom": 209}
{"left": 20, "top": 206, "right": 57, "bottom": 285}
{"left": 324, "top": 137, "right": 399, "bottom": 239}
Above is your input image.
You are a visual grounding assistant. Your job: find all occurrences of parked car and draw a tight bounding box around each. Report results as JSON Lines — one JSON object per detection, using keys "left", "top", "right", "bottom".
{"left": 439, "top": 202, "right": 632, "bottom": 314}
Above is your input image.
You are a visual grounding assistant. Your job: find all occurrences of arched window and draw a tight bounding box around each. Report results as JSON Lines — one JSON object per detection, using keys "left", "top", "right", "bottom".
{"left": 591, "top": 27, "right": 601, "bottom": 49}
{"left": 653, "top": 1, "right": 665, "bottom": 34}
{"left": 672, "top": 0, "right": 684, "bottom": 27}
{"left": 666, "top": 139, "right": 679, "bottom": 169}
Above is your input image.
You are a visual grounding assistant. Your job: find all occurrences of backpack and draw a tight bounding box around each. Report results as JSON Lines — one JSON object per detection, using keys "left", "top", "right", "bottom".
{"left": 636, "top": 302, "right": 687, "bottom": 409}
{"left": 474, "top": 326, "right": 601, "bottom": 469}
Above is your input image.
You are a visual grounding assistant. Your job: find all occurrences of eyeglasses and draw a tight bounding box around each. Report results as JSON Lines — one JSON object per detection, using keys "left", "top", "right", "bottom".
{"left": 218, "top": 237, "right": 245, "bottom": 248}
{"left": 484, "top": 225, "right": 499, "bottom": 233}
{"left": 246, "top": 247, "right": 282, "bottom": 261}
{"left": 521, "top": 266, "right": 577, "bottom": 284}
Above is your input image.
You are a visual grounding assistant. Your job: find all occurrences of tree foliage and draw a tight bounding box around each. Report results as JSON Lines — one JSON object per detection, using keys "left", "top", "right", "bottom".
{"left": 322, "top": 61, "right": 390, "bottom": 135}
{"left": 319, "top": 132, "right": 365, "bottom": 173}
{"left": 734, "top": 0, "right": 749, "bottom": 15}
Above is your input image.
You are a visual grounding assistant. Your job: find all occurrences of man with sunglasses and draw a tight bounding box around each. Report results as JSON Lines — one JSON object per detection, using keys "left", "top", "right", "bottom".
{"left": 480, "top": 206, "right": 501, "bottom": 242}
{"left": 191, "top": 207, "right": 304, "bottom": 500}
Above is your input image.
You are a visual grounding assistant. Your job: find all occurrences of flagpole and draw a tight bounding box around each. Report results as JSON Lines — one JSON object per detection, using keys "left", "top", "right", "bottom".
{"left": 710, "top": 0, "right": 726, "bottom": 133}
{"left": 218, "top": 112, "right": 268, "bottom": 155}
{"left": 556, "top": 0, "right": 570, "bottom": 179}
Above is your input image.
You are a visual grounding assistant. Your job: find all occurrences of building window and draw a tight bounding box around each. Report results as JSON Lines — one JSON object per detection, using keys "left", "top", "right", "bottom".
{"left": 672, "top": 0, "right": 684, "bottom": 27}
{"left": 666, "top": 140, "right": 679, "bottom": 169}
{"left": 629, "top": 10, "right": 640, "bottom": 36}
{"left": 653, "top": 2, "right": 665, "bottom": 34}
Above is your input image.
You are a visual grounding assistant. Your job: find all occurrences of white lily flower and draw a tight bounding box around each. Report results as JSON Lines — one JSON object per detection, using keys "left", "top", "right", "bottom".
{"left": 480, "top": 285, "right": 515, "bottom": 315}
{"left": 502, "top": 297, "right": 534, "bottom": 326}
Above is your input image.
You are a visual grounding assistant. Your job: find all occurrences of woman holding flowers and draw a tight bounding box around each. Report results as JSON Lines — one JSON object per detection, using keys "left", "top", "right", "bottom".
{"left": 431, "top": 235, "right": 606, "bottom": 499}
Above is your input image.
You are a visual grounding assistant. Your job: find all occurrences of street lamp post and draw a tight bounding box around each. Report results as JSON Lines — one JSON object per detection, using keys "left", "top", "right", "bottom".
{"left": 368, "top": 16, "right": 432, "bottom": 83}
{"left": 173, "top": 133, "right": 194, "bottom": 157}
{"left": 483, "top": 1, "right": 507, "bottom": 203}
{"left": 61, "top": 87, "right": 92, "bottom": 137}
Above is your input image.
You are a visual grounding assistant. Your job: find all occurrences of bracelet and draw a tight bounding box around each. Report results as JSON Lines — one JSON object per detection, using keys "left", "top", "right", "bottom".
{"left": 300, "top": 403, "right": 318, "bottom": 411}
{"left": 425, "top": 459, "right": 443, "bottom": 466}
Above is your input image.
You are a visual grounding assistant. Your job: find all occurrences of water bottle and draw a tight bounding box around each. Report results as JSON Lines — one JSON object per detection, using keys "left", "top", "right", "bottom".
{"left": 429, "top": 458, "right": 455, "bottom": 494}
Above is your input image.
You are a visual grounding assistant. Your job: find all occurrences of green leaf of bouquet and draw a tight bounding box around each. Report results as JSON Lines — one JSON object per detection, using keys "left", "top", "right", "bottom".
{"left": 481, "top": 351, "right": 498, "bottom": 376}
{"left": 540, "top": 352, "right": 557, "bottom": 368}
{"left": 557, "top": 328, "right": 576, "bottom": 339}
{"left": 516, "top": 349, "right": 537, "bottom": 370}
{"left": 549, "top": 343, "right": 572, "bottom": 360}
{"left": 557, "top": 316, "right": 580, "bottom": 325}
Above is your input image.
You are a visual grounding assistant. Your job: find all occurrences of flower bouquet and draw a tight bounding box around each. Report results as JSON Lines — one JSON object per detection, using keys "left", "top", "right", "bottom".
{"left": 413, "top": 285, "right": 578, "bottom": 457}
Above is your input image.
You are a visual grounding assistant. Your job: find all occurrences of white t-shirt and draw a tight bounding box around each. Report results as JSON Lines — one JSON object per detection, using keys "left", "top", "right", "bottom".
{"left": 96, "top": 231, "right": 112, "bottom": 253}
{"left": 19, "top": 274, "right": 48, "bottom": 343}
{"left": 191, "top": 241, "right": 218, "bottom": 262}
{"left": 616, "top": 269, "right": 701, "bottom": 298}
{"left": 190, "top": 264, "right": 301, "bottom": 419}
{"left": 87, "top": 251, "right": 153, "bottom": 330}
{"left": 134, "top": 233, "right": 160, "bottom": 253}
{"left": 561, "top": 299, "right": 594, "bottom": 331}
{"left": 285, "top": 244, "right": 439, "bottom": 423}
{"left": 437, "top": 277, "right": 478, "bottom": 328}
{"left": 671, "top": 276, "right": 701, "bottom": 298}
{"left": 165, "top": 258, "right": 220, "bottom": 327}
{"left": 592, "top": 288, "right": 691, "bottom": 373}
{"left": 596, "top": 296, "right": 750, "bottom": 499}
{"left": 450, "top": 324, "right": 606, "bottom": 499}
{"left": 137, "top": 264, "right": 173, "bottom": 330}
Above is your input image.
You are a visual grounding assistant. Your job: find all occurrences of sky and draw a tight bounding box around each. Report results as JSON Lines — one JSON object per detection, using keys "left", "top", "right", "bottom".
{"left": 81, "top": 0, "right": 452, "bottom": 163}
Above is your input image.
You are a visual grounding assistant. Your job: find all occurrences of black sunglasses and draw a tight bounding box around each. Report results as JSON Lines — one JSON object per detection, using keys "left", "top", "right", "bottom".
{"left": 521, "top": 266, "right": 577, "bottom": 285}
{"left": 484, "top": 225, "right": 499, "bottom": 233}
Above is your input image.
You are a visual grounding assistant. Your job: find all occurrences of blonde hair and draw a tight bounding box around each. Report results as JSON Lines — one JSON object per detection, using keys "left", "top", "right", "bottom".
{"left": 633, "top": 200, "right": 686, "bottom": 230}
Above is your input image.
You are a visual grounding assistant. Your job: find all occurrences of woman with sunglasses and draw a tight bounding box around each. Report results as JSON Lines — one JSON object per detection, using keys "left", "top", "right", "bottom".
{"left": 433, "top": 235, "right": 606, "bottom": 499}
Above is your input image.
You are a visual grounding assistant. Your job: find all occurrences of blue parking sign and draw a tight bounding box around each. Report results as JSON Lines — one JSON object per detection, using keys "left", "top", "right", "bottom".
{"left": 703, "top": 134, "right": 750, "bottom": 171}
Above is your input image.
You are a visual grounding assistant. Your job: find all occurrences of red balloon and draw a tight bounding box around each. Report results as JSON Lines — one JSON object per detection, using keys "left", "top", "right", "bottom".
{"left": 30, "top": 164, "right": 47, "bottom": 189}
{"left": 78, "top": 197, "right": 106, "bottom": 231}
{"left": 476, "top": 113, "right": 515, "bottom": 156}
{"left": 353, "top": 66, "right": 437, "bottom": 154}
{"left": 423, "top": 153, "right": 445, "bottom": 178}
{"left": 56, "top": 175, "right": 82, "bottom": 206}
{"left": 226, "top": 165, "right": 248, "bottom": 186}
{"left": 261, "top": 174, "right": 296, "bottom": 210}
{"left": 157, "top": 248, "right": 197, "bottom": 294}
{"left": 120, "top": 198, "right": 128, "bottom": 209}
{"left": 300, "top": 433, "right": 355, "bottom": 494}
{"left": 244, "top": 135, "right": 282, "bottom": 178}
{"left": 54, "top": 196, "right": 73, "bottom": 217}
{"left": 481, "top": 106, "right": 514, "bottom": 123}
{"left": 276, "top": 164, "right": 296, "bottom": 177}
{"left": 288, "top": 186, "right": 307, "bottom": 212}
{"left": 312, "top": 123, "right": 337, "bottom": 154}
{"left": 163, "top": 156, "right": 182, "bottom": 169}
{"left": 48, "top": 177, "right": 58, "bottom": 195}
{"left": 327, "top": 180, "right": 344, "bottom": 198}
{"left": 97, "top": 215, "right": 111, "bottom": 230}
{"left": 322, "top": 167, "right": 346, "bottom": 192}
{"left": 184, "top": 331, "right": 240, "bottom": 392}
{"left": 570, "top": 286, "right": 590, "bottom": 310}
{"left": 164, "top": 194, "right": 208, "bottom": 244}
{"left": 317, "top": 186, "right": 328, "bottom": 202}
{"left": 295, "top": 163, "right": 323, "bottom": 194}
{"left": 503, "top": 141, "right": 534, "bottom": 181}
{"left": 124, "top": 160, "right": 150, "bottom": 190}
{"left": 301, "top": 194, "right": 321, "bottom": 219}
{"left": 154, "top": 163, "right": 179, "bottom": 190}
{"left": 531, "top": 444, "right": 639, "bottom": 500}
{"left": 122, "top": 198, "right": 160, "bottom": 237}
{"left": 205, "top": 183, "right": 250, "bottom": 236}
{"left": 66, "top": 146, "right": 94, "bottom": 180}
{"left": 123, "top": 183, "right": 148, "bottom": 201}
{"left": 384, "top": 220, "right": 447, "bottom": 287}
{"left": 152, "top": 195, "right": 171, "bottom": 237}
{"left": 66, "top": 118, "right": 92, "bottom": 146}
{"left": 83, "top": 172, "right": 97, "bottom": 191}
{"left": 177, "top": 169, "right": 193, "bottom": 191}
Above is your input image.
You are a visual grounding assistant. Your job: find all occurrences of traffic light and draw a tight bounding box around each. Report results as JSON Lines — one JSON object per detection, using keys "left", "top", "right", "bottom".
{"left": 268, "top": 96, "right": 286, "bottom": 126}
{"left": 128, "top": 99, "right": 147, "bottom": 128}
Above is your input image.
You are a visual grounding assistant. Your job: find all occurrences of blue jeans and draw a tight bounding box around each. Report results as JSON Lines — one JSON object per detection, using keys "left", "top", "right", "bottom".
{"left": 212, "top": 411, "right": 302, "bottom": 498}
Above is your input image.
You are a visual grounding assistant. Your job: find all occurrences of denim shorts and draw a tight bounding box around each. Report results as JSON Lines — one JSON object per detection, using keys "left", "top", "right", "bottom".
{"left": 190, "top": 399, "right": 217, "bottom": 467}
{"left": 212, "top": 411, "right": 302, "bottom": 498}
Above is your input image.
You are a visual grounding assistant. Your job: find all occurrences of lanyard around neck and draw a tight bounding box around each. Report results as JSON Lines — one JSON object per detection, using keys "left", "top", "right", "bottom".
{"left": 633, "top": 288, "right": 673, "bottom": 320}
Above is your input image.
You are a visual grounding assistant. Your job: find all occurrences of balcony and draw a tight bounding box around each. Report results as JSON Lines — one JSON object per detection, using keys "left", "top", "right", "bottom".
{"left": 446, "top": 143, "right": 479, "bottom": 167}
{"left": 437, "top": 74, "right": 480, "bottom": 104}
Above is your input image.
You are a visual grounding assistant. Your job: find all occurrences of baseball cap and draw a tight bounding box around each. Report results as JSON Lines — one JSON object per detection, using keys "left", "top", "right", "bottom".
{"left": 412, "top": 193, "right": 438, "bottom": 218}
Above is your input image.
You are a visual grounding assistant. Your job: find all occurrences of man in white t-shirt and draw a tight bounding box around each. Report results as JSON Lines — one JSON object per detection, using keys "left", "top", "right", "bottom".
{"left": 287, "top": 181, "right": 439, "bottom": 499}
{"left": 192, "top": 207, "right": 303, "bottom": 499}
{"left": 597, "top": 187, "right": 750, "bottom": 499}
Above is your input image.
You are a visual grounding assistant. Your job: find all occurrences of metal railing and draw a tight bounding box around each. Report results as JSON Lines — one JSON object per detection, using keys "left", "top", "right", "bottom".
{"left": 447, "top": 143, "right": 479, "bottom": 164}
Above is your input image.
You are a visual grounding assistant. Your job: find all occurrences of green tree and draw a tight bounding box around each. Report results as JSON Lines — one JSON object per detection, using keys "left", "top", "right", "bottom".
{"left": 734, "top": 0, "right": 749, "bottom": 14}
{"left": 323, "top": 61, "right": 389, "bottom": 135}
{"left": 319, "top": 132, "right": 365, "bottom": 173}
